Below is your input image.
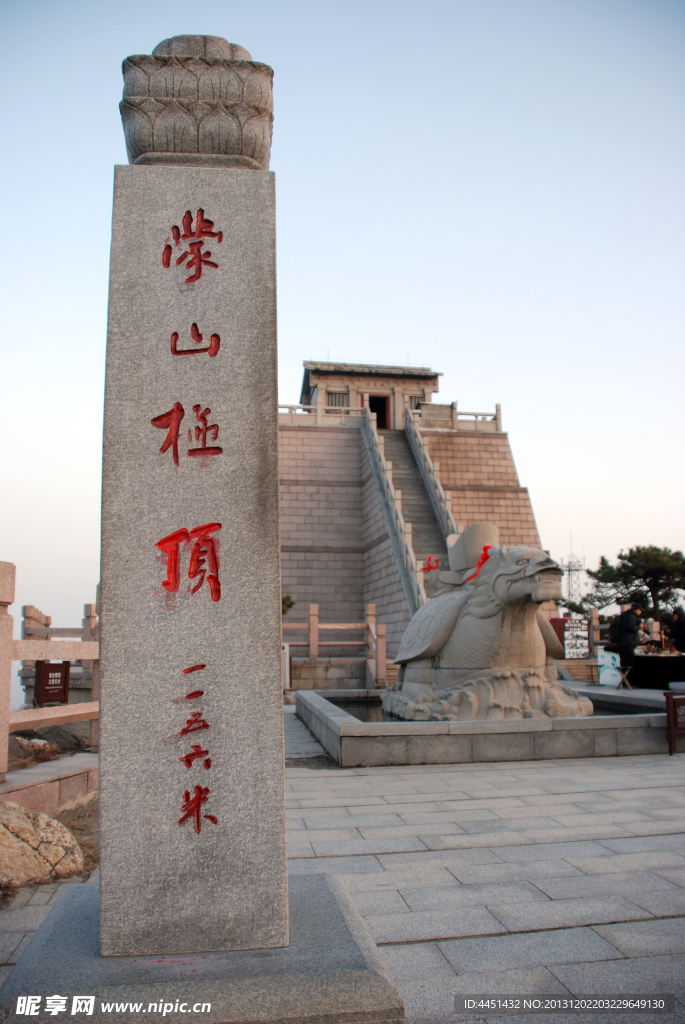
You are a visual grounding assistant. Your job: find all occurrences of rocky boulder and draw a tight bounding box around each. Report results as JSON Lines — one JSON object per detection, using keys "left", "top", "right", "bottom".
{"left": 0, "top": 801, "right": 84, "bottom": 888}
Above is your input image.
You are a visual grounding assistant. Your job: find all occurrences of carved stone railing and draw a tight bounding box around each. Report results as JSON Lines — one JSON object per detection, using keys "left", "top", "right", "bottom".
{"left": 278, "top": 404, "right": 366, "bottom": 426}
{"left": 405, "top": 408, "right": 459, "bottom": 540}
{"left": 361, "top": 408, "right": 426, "bottom": 614}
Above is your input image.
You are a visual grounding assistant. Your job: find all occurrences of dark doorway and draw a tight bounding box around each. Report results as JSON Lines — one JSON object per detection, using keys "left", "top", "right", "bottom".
{"left": 369, "top": 395, "right": 390, "bottom": 429}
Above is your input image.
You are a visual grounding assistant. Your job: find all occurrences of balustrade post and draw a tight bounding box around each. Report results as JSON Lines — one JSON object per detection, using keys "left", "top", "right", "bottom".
{"left": 309, "top": 603, "right": 319, "bottom": 660}
{"left": 0, "top": 563, "right": 16, "bottom": 782}
{"left": 376, "top": 624, "right": 387, "bottom": 685}
{"left": 366, "top": 603, "right": 376, "bottom": 662}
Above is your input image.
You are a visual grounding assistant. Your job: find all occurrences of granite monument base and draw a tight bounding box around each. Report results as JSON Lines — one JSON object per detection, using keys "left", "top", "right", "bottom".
{"left": 0, "top": 875, "right": 404, "bottom": 1024}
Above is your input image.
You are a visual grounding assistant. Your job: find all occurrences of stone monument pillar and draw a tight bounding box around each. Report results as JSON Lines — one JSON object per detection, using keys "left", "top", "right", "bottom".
{"left": 99, "top": 34, "right": 287, "bottom": 956}
{"left": 2, "top": 39, "right": 404, "bottom": 1024}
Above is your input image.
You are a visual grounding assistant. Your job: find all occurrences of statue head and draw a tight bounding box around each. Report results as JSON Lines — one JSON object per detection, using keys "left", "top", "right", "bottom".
{"left": 470, "top": 543, "right": 563, "bottom": 610}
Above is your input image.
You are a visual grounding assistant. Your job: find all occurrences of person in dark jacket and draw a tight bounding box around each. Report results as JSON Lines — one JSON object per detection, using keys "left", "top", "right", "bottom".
{"left": 617, "top": 604, "right": 643, "bottom": 686}
{"left": 667, "top": 608, "right": 685, "bottom": 653}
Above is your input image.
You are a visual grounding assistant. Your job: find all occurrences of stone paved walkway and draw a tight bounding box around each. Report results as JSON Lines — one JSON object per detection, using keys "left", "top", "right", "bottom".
{"left": 1, "top": 715, "right": 684, "bottom": 1023}
{"left": 284, "top": 704, "right": 325, "bottom": 758}
{"left": 286, "top": 750, "right": 685, "bottom": 1023}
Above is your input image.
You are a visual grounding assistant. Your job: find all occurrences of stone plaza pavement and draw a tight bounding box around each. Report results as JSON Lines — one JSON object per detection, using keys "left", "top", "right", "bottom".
{"left": 285, "top": 735, "right": 685, "bottom": 1023}
{"left": 0, "top": 714, "right": 683, "bottom": 1023}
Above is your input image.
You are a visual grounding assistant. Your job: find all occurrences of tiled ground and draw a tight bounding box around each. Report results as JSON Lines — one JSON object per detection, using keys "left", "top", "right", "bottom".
{"left": 2, "top": 718, "right": 684, "bottom": 1024}
{"left": 0, "top": 871, "right": 99, "bottom": 989}
{"left": 286, "top": 749, "right": 685, "bottom": 1023}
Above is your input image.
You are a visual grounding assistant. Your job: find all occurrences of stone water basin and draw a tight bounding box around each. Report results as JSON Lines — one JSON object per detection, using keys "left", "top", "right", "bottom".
{"left": 295, "top": 689, "right": 677, "bottom": 767}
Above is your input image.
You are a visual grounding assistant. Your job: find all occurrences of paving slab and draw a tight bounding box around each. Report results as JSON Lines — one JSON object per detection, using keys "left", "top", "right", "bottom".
{"left": 0, "top": 906, "right": 51, "bottom": 932}
{"left": 310, "top": 837, "right": 429, "bottom": 857}
{"left": 303, "top": 813, "right": 405, "bottom": 829}
{"left": 448, "top": 859, "right": 585, "bottom": 885}
{"left": 593, "top": 918, "right": 685, "bottom": 957}
{"left": 368, "top": 907, "right": 507, "bottom": 944}
{"left": 488, "top": 895, "right": 653, "bottom": 931}
{"left": 362, "top": 824, "right": 468, "bottom": 839}
{"left": 399, "top": 881, "right": 549, "bottom": 912}
{"left": 631, "top": 888, "right": 685, "bottom": 916}
{"left": 351, "top": 891, "right": 412, "bottom": 916}
{"left": 656, "top": 867, "right": 685, "bottom": 887}
{"left": 340, "top": 868, "right": 461, "bottom": 892}
{"left": 379, "top": 942, "right": 455, "bottom": 981}
{"left": 550, "top": 952, "right": 685, "bottom": 1001}
{"left": 287, "top": 855, "right": 383, "bottom": 875}
{"left": 532, "top": 869, "right": 683, "bottom": 900}
{"left": 490, "top": 840, "right": 614, "bottom": 862}
{"left": 378, "top": 849, "right": 506, "bottom": 870}
{"left": 598, "top": 834, "right": 685, "bottom": 854}
{"left": 564, "top": 851, "right": 685, "bottom": 874}
{"left": 454, "top": 964, "right": 572, "bottom": 992}
{"left": 439, "top": 927, "right": 625, "bottom": 973}
{"left": 0, "top": 933, "right": 29, "bottom": 965}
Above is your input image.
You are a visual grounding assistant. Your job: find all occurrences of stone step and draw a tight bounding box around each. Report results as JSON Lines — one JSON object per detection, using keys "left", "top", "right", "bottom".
{"left": 381, "top": 430, "right": 448, "bottom": 568}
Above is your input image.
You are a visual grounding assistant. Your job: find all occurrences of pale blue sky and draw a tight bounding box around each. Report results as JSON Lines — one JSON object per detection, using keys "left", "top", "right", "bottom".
{"left": 1, "top": 0, "right": 683, "bottom": 662}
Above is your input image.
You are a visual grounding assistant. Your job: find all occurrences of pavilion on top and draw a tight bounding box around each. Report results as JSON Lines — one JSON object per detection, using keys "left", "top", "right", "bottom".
{"left": 279, "top": 360, "right": 547, "bottom": 687}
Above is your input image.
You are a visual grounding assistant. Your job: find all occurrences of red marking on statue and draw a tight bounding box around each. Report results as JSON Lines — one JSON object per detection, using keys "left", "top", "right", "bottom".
{"left": 151, "top": 402, "right": 185, "bottom": 467}
{"left": 464, "top": 544, "right": 493, "bottom": 582}
{"left": 162, "top": 244, "right": 172, "bottom": 268}
{"left": 178, "top": 785, "right": 217, "bottom": 834}
{"left": 203, "top": 758, "right": 212, "bottom": 770}
{"left": 179, "top": 743, "right": 210, "bottom": 769}
{"left": 156, "top": 523, "right": 222, "bottom": 601}
{"left": 419, "top": 556, "right": 439, "bottom": 572}
{"left": 179, "top": 711, "right": 210, "bottom": 737}
{"left": 188, "top": 522, "right": 222, "bottom": 601}
{"left": 187, "top": 405, "right": 222, "bottom": 458}
{"left": 170, "top": 324, "right": 220, "bottom": 358}
{"left": 183, "top": 664, "right": 206, "bottom": 674}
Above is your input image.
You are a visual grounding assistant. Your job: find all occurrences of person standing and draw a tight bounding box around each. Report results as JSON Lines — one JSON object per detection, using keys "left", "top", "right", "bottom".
{"left": 667, "top": 608, "right": 685, "bottom": 653}
{"left": 617, "top": 604, "right": 643, "bottom": 687}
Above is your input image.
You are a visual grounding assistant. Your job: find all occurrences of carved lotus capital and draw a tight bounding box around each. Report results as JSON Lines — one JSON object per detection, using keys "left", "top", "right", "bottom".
{"left": 120, "top": 36, "right": 273, "bottom": 170}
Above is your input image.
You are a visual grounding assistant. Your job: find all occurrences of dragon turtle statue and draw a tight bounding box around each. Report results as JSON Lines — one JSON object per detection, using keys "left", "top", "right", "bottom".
{"left": 381, "top": 522, "right": 593, "bottom": 722}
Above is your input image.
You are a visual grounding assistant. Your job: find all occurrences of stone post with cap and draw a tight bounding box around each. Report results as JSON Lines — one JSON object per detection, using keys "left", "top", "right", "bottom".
{"left": 1, "top": 36, "right": 404, "bottom": 1024}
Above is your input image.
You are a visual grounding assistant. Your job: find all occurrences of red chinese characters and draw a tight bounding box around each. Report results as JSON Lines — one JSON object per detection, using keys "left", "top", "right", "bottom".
{"left": 162, "top": 210, "right": 223, "bottom": 283}
{"left": 151, "top": 402, "right": 185, "bottom": 467}
{"left": 171, "top": 323, "right": 220, "bottom": 358}
{"left": 178, "top": 785, "right": 218, "bottom": 834}
{"left": 179, "top": 711, "right": 210, "bottom": 737}
{"left": 156, "top": 522, "right": 222, "bottom": 601}
{"left": 151, "top": 404, "right": 222, "bottom": 463}
{"left": 172, "top": 665, "right": 218, "bottom": 833}
{"left": 179, "top": 744, "right": 212, "bottom": 770}
{"left": 188, "top": 405, "right": 222, "bottom": 458}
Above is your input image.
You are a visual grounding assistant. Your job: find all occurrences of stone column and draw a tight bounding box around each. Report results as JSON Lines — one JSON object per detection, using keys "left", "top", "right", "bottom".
{"left": 99, "top": 35, "right": 287, "bottom": 956}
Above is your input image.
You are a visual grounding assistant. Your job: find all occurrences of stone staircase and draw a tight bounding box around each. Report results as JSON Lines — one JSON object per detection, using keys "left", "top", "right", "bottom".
{"left": 381, "top": 431, "right": 449, "bottom": 572}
